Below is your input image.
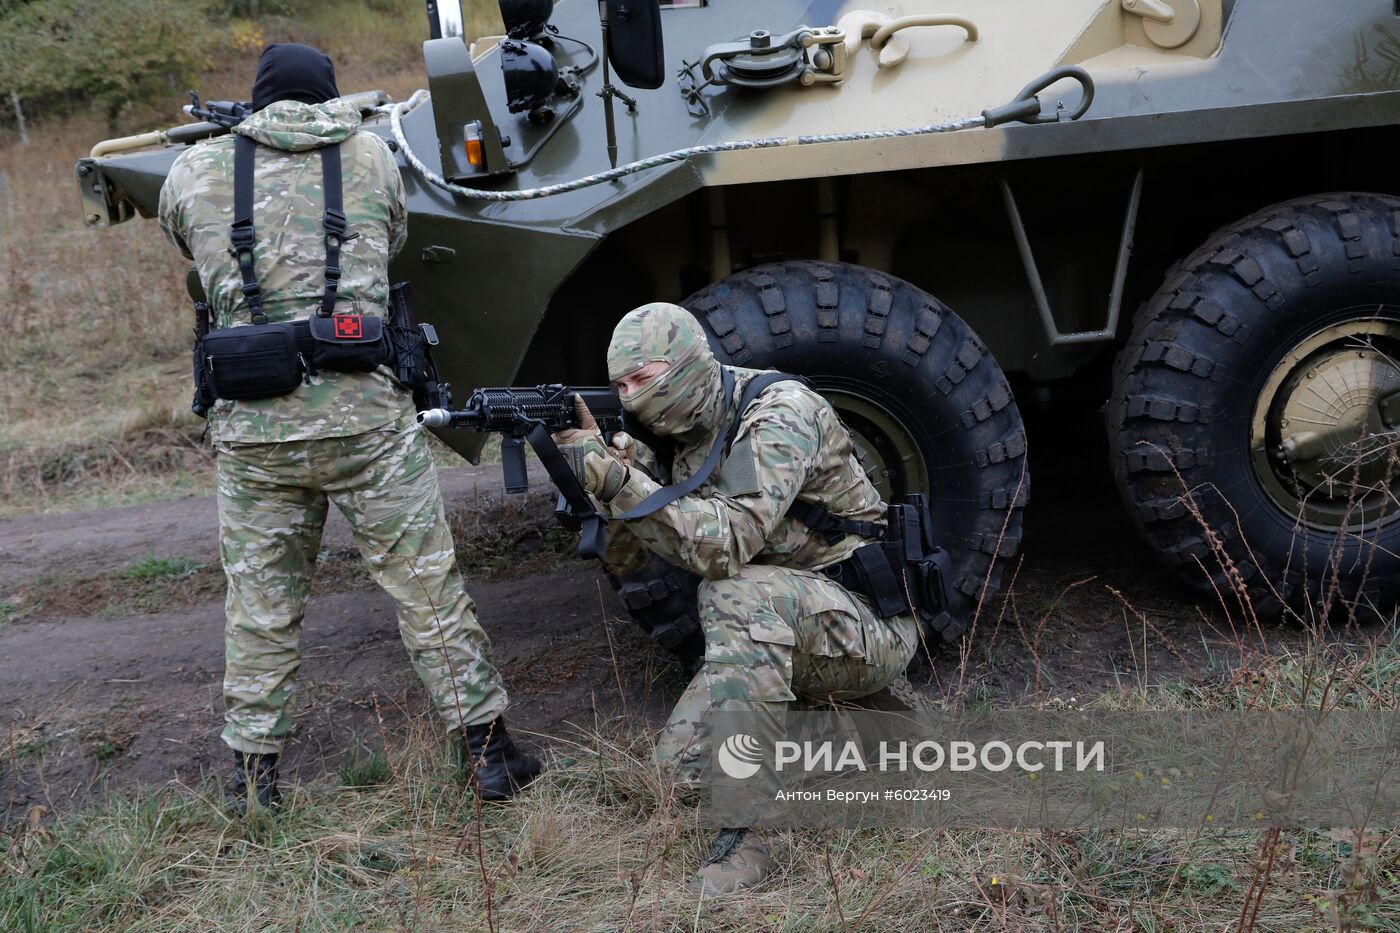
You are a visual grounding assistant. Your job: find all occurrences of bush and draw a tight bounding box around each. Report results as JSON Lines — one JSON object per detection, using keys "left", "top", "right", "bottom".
{"left": 0, "top": 0, "right": 215, "bottom": 127}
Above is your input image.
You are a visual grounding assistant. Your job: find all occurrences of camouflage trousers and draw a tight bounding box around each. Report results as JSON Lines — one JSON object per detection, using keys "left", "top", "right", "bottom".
{"left": 214, "top": 419, "right": 508, "bottom": 754}
{"left": 656, "top": 562, "right": 919, "bottom": 787}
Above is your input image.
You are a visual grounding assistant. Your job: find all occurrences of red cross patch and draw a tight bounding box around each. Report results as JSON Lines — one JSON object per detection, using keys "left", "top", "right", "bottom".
{"left": 334, "top": 315, "right": 363, "bottom": 339}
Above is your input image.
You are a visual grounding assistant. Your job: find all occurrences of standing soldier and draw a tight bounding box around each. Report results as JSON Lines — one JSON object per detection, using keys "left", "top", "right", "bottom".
{"left": 553, "top": 302, "right": 922, "bottom": 894}
{"left": 158, "top": 44, "right": 539, "bottom": 813}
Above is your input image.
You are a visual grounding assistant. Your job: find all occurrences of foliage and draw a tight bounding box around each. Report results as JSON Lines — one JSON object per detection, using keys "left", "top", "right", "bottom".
{"left": 0, "top": 0, "right": 215, "bottom": 126}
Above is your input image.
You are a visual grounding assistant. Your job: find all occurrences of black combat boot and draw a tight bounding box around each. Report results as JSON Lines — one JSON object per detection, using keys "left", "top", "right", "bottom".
{"left": 226, "top": 751, "right": 282, "bottom": 816}
{"left": 458, "top": 718, "right": 542, "bottom": 801}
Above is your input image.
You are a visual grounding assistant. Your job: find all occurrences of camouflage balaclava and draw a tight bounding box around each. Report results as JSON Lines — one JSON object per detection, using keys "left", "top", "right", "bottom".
{"left": 607, "top": 303, "right": 725, "bottom": 438}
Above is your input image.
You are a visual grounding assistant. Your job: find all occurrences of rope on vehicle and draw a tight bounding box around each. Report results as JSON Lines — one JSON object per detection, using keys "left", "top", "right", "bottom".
{"left": 380, "top": 91, "right": 985, "bottom": 203}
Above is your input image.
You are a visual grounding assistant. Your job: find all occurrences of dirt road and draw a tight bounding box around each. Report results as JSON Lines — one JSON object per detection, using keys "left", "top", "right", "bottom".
{"left": 0, "top": 414, "right": 1375, "bottom": 823}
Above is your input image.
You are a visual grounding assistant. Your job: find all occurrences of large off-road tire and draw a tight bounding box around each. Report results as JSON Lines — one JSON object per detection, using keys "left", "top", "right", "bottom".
{"left": 1110, "top": 192, "right": 1400, "bottom": 620}
{"left": 611, "top": 260, "right": 1028, "bottom": 659}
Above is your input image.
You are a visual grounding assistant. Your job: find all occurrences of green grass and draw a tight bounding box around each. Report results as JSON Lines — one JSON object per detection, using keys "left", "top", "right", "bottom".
{"left": 117, "top": 556, "right": 206, "bottom": 581}
{"left": 338, "top": 748, "right": 392, "bottom": 789}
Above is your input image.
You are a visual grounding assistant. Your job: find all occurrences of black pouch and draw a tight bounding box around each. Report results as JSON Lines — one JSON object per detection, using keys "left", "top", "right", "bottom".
{"left": 913, "top": 550, "right": 953, "bottom": 616}
{"left": 202, "top": 322, "right": 304, "bottom": 400}
{"left": 306, "top": 313, "right": 390, "bottom": 373}
{"left": 851, "top": 543, "right": 912, "bottom": 619}
{"left": 894, "top": 495, "right": 952, "bottom": 618}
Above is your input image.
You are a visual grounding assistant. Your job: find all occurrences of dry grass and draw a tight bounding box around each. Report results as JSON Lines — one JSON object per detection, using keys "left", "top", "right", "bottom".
{"left": 3, "top": 645, "right": 1398, "bottom": 933}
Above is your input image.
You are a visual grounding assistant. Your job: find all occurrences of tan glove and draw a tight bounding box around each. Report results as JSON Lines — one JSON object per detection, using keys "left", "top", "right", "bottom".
{"left": 609, "top": 431, "right": 638, "bottom": 468}
{"left": 551, "top": 395, "right": 629, "bottom": 502}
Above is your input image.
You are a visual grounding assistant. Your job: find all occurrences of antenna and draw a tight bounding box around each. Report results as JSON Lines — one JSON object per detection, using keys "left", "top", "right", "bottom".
{"left": 597, "top": 0, "right": 638, "bottom": 168}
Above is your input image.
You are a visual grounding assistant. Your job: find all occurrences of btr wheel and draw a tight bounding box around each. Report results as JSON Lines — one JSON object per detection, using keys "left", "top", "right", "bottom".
{"left": 1110, "top": 192, "right": 1400, "bottom": 620}
{"left": 610, "top": 260, "right": 1029, "bottom": 660}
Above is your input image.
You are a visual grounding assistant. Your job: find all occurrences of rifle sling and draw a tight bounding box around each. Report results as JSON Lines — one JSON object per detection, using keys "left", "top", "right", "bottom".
{"left": 525, "top": 422, "right": 609, "bottom": 559}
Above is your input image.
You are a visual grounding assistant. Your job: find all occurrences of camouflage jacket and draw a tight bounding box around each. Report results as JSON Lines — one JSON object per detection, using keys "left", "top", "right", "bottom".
{"left": 602, "top": 368, "right": 886, "bottom": 580}
{"left": 158, "top": 98, "right": 413, "bottom": 443}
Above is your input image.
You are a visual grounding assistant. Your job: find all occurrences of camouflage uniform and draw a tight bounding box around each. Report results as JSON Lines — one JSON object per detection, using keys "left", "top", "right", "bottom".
{"left": 579, "top": 303, "right": 920, "bottom": 788}
{"left": 159, "top": 99, "right": 507, "bottom": 754}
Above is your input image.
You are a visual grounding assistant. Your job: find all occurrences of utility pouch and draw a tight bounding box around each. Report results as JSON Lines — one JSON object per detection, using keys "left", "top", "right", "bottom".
{"left": 849, "top": 543, "right": 911, "bottom": 618}
{"left": 893, "top": 494, "right": 953, "bottom": 620}
{"left": 305, "top": 313, "right": 390, "bottom": 373}
{"left": 201, "top": 322, "right": 305, "bottom": 400}
{"left": 811, "top": 493, "right": 953, "bottom": 621}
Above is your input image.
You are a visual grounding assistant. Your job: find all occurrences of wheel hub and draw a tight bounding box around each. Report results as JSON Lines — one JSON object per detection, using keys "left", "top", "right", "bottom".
{"left": 818, "top": 389, "right": 929, "bottom": 503}
{"left": 1251, "top": 317, "right": 1400, "bottom": 531}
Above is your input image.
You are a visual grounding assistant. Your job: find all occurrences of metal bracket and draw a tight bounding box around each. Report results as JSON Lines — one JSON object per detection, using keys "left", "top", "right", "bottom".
{"left": 76, "top": 159, "right": 133, "bottom": 228}
{"left": 999, "top": 166, "right": 1144, "bottom": 346}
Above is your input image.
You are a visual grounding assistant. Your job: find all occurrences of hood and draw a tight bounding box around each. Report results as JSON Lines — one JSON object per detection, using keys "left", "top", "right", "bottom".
{"left": 233, "top": 98, "right": 361, "bottom": 152}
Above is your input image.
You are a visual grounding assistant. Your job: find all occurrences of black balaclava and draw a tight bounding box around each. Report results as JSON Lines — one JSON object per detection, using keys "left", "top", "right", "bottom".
{"left": 251, "top": 43, "right": 340, "bottom": 111}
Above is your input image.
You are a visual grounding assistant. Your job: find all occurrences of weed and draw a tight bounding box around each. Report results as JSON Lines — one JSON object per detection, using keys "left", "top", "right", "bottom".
{"left": 118, "top": 555, "right": 205, "bottom": 581}
{"left": 1178, "top": 861, "right": 1237, "bottom": 895}
{"left": 337, "top": 748, "right": 391, "bottom": 789}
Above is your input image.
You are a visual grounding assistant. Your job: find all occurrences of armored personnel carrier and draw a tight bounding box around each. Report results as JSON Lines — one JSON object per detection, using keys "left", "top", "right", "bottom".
{"left": 78, "top": 0, "right": 1400, "bottom": 655}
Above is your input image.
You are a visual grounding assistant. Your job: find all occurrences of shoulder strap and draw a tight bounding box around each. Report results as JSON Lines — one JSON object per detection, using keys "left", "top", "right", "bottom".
{"left": 726, "top": 372, "right": 805, "bottom": 452}
{"left": 230, "top": 135, "right": 265, "bottom": 324}
{"left": 525, "top": 423, "right": 610, "bottom": 559}
{"left": 611, "top": 370, "right": 807, "bottom": 522}
{"left": 319, "top": 144, "right": 347, "bottom": 316}
{"left": 229, "top": 137, "right": 348, "bottom": 324}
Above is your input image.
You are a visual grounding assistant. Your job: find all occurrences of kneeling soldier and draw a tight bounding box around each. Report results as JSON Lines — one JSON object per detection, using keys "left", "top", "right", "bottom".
{"left": 553, "top": 303, "right": 920, "bottom": 893}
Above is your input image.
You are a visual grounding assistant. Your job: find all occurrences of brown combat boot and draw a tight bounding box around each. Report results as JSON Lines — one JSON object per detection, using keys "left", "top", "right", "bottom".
{"left": 695, "top": 827, "right": 774, "bottom": 895}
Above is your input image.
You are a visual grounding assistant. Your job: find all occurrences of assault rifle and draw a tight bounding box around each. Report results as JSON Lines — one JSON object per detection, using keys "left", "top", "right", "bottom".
{"left": 419, "top": 386, "right": 629, "bottom": 558}
{"left": 418, "top": 385, "right": 625, "bottom": 494}
{"left": 184, "top": 91, "right": 251, "bottom": 129}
